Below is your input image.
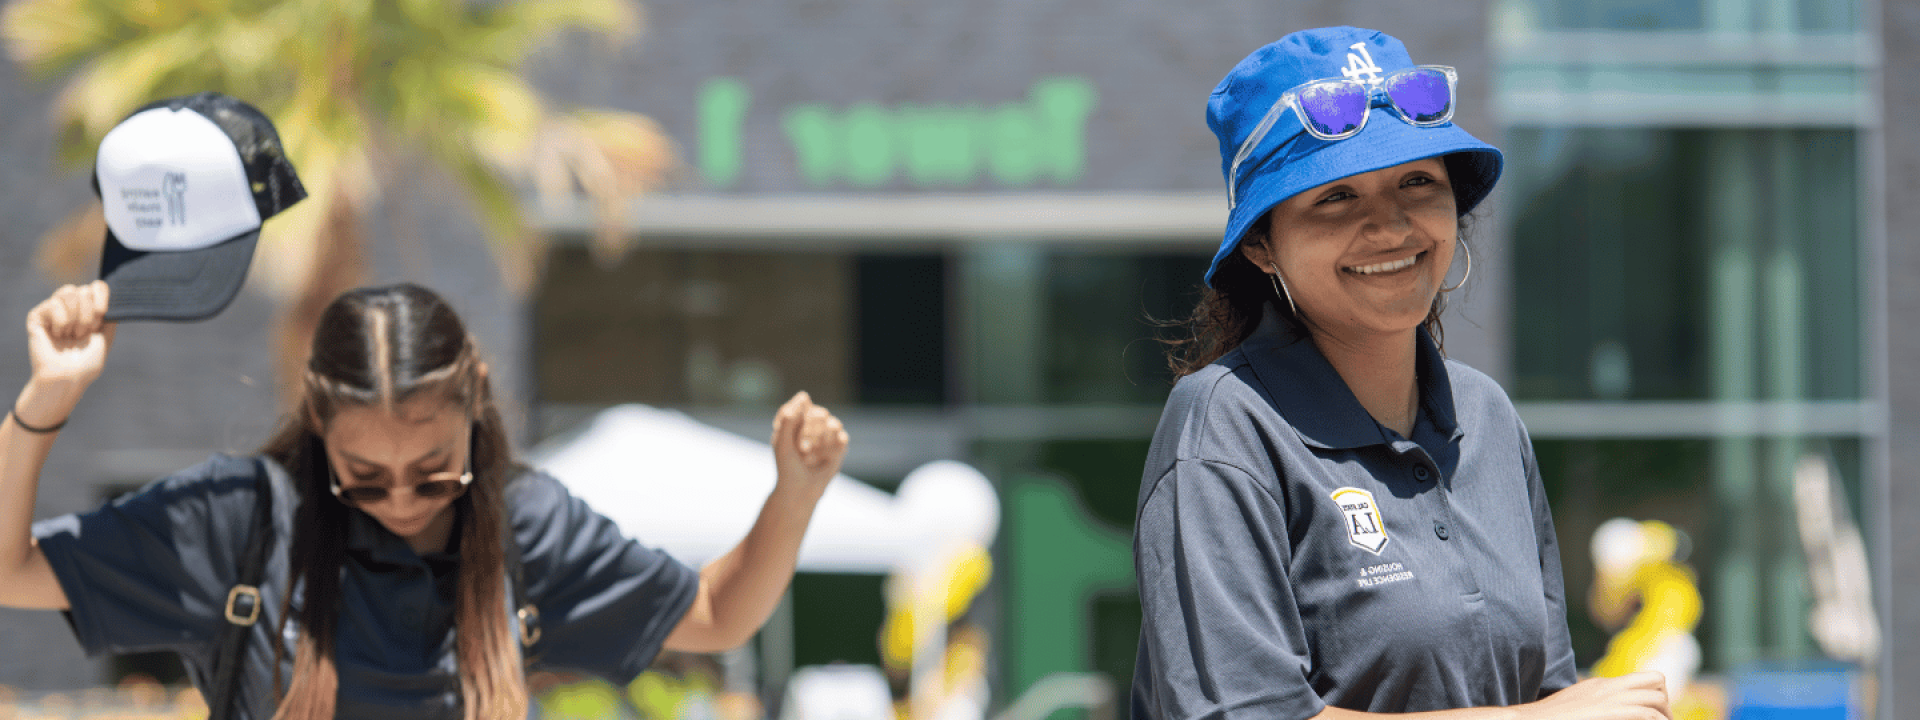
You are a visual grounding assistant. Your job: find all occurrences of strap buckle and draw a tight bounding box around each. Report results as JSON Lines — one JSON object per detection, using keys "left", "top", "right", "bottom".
{"left": 225, "top": 585, "right": 262, "bottom": 626}
{"left": 516, "top": 605, "right": 541, "bottom": 646}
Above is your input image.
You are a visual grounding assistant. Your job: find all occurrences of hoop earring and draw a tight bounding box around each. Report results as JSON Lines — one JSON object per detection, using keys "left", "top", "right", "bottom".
{"left": 1268, "top": 266, "right": 1299, "bottom": 316}
{"left": 1441, "top": 239, "right": 1472, "bottom": 293}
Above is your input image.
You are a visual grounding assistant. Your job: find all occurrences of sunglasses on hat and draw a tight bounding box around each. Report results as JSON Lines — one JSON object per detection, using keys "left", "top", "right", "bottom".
{"left": 331, "top": 467, "right": 473, "bottom": 506}
{"left": 1227, "top": 65, "right": 1458, "bottom": 210}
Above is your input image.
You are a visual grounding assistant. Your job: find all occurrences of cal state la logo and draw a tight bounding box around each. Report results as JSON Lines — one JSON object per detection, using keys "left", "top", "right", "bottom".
{"left": 1331, "top": 487, "right": 1389, "bottom": 555}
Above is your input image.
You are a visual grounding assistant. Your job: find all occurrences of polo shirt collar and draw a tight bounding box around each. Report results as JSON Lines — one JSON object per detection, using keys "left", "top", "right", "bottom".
{"left": 1240, "top": 303, "right": 1462, "bottom": 450}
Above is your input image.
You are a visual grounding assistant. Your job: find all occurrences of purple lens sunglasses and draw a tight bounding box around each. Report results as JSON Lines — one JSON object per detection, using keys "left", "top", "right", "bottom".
{"left": 1227, "top": 65, "right": 1458, "bottom": 210}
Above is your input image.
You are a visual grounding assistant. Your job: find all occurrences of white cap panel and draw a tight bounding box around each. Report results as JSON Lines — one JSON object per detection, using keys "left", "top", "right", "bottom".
{"left": 96, "top": 108, "right": 262, "bottom": 252}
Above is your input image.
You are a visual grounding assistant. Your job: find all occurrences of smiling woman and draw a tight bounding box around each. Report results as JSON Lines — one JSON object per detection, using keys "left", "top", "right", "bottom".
{"left": 1133, "top": 26, "right": 1673, "bottom": 720}
{"left": 1240, "top": 156, "right": 1461, "bottom": 393}
{"left": 0, "top": 282, "right": 850, "bottom": 720}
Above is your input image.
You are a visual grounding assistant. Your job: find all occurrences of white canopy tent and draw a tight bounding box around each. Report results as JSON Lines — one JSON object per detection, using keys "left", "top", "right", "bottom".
{"left": 527, "top": 404, "right": 998, "bottom": 575}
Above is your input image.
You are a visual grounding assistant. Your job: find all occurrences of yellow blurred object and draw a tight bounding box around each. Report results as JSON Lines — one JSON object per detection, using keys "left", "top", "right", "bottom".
{"left": 1589, "top": 518, "right": 1713, "bottom": 718}
{"left": 881, "top": 545, "right": 992, "bottom": 671}
{"left": 626, "top": 666, "right": 721, "bottom": 720}
{"left": 1590, "top": 561, "right": 1702, "bottom": 678}
{"left": 879, "top": 543, "right": 995, "bottom": 720}
{"left": 1675, "top": 679, "right": 1728, "bottom": 720}
{"left": 540, "top": 677, "right": 626, "bottom": 720}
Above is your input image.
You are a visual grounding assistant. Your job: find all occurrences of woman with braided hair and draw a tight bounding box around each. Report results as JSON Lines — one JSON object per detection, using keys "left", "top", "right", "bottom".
{"left": 0, "top": 281, "right": 849, "bottom": 719}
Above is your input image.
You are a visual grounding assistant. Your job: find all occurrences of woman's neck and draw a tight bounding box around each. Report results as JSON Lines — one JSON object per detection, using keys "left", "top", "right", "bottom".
{"left": 1307, "top": 323, "right": 1421, "bottom": 438}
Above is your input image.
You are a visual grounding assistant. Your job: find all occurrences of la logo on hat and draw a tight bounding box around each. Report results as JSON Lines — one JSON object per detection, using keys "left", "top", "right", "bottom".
{"left": 94, "top": 92, "right": 306, "bottom": 322}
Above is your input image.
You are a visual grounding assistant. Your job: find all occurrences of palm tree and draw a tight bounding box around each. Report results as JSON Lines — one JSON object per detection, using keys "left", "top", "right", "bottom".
{"left": 4, "top": 0, "right": 674, "bottom": 395}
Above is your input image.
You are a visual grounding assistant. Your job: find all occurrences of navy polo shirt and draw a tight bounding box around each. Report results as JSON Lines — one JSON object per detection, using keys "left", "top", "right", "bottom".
{"left": 32, "top": 454, "right": 700, "bottom": 720}
{"left": 1131, "top": 306, "right": 1578, "bottom": 719}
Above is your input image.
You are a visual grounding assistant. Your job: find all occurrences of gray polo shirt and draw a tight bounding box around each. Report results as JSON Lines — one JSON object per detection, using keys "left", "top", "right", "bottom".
{"left": 1131, "top": 307, "right": 1578, "bottom": 719}
{"left": 33, "top": 454, "right": 700, "bottom": 720}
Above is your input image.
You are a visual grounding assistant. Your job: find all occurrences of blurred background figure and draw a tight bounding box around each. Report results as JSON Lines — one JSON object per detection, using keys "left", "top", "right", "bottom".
{"left": 1792, "top": 453, "right": 1880, "bottom": 719}
{"left": 881, "top": 544, "right": 992, "bottom": 720}
{"left": 1588, "top": 518, "right": 1717, "bottom": 720}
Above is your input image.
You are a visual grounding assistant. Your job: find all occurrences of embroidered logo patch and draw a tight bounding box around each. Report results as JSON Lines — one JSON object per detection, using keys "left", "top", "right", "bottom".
{"left": 1331, "top": 487, "right": 1389, "bottom": 555}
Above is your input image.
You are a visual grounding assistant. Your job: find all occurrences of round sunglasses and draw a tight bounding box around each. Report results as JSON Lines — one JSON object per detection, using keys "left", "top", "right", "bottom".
{"left": 330, "top": 467, "right": 473, "bottom": 507}
{"left": 1227, "top": 65, "right": 1458, "bottom": 210}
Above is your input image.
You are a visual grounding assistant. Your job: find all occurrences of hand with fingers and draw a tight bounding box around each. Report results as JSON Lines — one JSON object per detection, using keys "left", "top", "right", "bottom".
{"left": 16, "top": 282, "right": 115, "bottom": 431}
{"left": 1520, "top": 672, "right": 1672, "bottom": 720}
{"left": 769, "top": 391, "right": 849, "bottom": 499}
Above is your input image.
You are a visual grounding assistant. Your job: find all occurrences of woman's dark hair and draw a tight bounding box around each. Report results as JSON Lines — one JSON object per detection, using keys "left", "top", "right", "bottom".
{"left": 1162, "top": 213, "right": 1467, "bottom": 377}
{"left": 258, "top": 283, "right": 525, "bottom": 720}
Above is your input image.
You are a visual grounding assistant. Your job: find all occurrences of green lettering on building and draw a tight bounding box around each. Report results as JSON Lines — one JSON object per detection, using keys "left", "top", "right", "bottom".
{"left": 698, "top": 76, "right": 1099, "bottom": 189}
{"left": 697, "top": 77, "right": 751, "bottom": 188}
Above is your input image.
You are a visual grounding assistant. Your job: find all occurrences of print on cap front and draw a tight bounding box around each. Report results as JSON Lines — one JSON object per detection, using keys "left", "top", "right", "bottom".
{"left": 96, "top": 107, "right": 262, "bottom": 253}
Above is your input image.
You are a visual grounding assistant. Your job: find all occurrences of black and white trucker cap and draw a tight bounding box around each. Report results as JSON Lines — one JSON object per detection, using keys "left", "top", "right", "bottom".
{"left": 94, "top": 92, "right": 306, "bottom": 322}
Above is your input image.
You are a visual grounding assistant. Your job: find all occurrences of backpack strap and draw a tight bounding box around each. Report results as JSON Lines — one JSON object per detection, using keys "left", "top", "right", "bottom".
{"left": 208, "top": 458, "right": 277, "bottom": 720}
{"left": 505, "top": 513, "right": 541, "bottom": 650}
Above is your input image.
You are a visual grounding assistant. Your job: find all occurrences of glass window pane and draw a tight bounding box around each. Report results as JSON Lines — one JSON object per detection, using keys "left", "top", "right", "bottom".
{"left": 1508, "top": 128, "right": 1860, "bottom": 402}
{"left": 1506, "top": 0, "right": 1858, "bottom": 31}
{"left": 1534, "top": 437, "right": 1867, "bottom": 671}
{"left": 1527, "top": 0, "right": 1705, "bottom": 30}
{"left": 856, "top": 254, "right": 950, "bottom": 405}
{"left": 1041, "top": 252, "right": 1210, "bottom": 404}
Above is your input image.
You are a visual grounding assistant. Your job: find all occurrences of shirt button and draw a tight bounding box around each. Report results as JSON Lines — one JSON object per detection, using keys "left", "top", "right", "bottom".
{"left": 1413, "top": 466, "right": 1431, "bottom": 481}
{"left": 1434, "top": 521, "right": 1450, "bottom": 540}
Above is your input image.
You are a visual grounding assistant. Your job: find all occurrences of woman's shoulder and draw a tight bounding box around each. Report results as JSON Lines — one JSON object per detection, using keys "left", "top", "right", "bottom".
{"left": 503, "top": 464, "right": 569, "bottom": 506}
{"left": 1165, "top": 347, "right": 1269, "bottom": 416}
{"left": 126, "top": 453, "right": 270, "bottom": 508}
{"left": 501, "top": 465, "right": 596, "bottom": 535}
{"left": 1152, "top": 349, "right": 1293, "bottom": 465}
{"left": 1438, "top": 357, "right": 1532, "bottom": 438}
{"left": 35, "top": 452, "right": 272, "bottom": 546}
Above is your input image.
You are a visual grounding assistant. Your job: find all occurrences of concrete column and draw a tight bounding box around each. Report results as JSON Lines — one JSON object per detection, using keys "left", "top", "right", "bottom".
{"left": 1877, "top": 0, "right": 1918, "bottom": 716}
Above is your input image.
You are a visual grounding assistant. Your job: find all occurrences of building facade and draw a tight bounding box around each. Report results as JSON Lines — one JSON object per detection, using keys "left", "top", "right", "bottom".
{"left": 0, "top": 0, "right": 1914, "bottom": 716}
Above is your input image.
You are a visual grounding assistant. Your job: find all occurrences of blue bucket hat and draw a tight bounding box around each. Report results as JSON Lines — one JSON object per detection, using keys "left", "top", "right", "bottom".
{"left": 1204, "top": 26, "right": 1502, "bottom": 286}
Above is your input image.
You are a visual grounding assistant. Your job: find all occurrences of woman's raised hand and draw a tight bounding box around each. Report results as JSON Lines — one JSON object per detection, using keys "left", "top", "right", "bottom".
{"left": 1521, "top": 672, "right": 1671, "bottom": 720}
{"left": 25, "top": 282, "right": 115, "bottom": 393}
{"left": 770, "top": 391, "right": 849, "bottom": 498}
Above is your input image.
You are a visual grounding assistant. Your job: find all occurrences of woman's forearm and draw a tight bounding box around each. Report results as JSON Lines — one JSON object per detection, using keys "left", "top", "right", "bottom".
{"left": 1315, "top": 706, "right": 1520, "bottom": 720}
{"left": 3, "top": 283, "right": 115, "bottom": 609}
{"left": 0, "top": 379, "right": 84, "bottom": 608}
{"left": 664, "top": 390, "right": 843, "bottom": 653}
{"left": 1308, "top": 673, "right": 1671, "bottom": 720}
{"left": 672, "top": 480, "right": 825, "bottom": 652}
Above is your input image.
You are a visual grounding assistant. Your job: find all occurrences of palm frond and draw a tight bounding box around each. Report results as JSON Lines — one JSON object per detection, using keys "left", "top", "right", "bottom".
{"left": 528, "top": 110, "right": 675, "bottom": 265}
{"left": 2, "top": 0, "right": 117, "bottom": 73}
{"left": 450, "top": 157, "right": 540, "bottom": 293}
{"left": 472, "top": 0, "right": 640, "bottom": 63}
{"left": 10, "top": 0, "right": 677, "bottom": 308}
{"left": 49, "top": 27, "right": 223, "bottom": 159}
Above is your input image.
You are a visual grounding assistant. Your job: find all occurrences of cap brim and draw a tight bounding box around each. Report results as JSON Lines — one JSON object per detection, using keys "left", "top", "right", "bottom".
{"left": 1207, "top": 112, "right": 1503, "bottom": 286}
{"left": 100, "top": 226, "right": 257, "bottom": 322}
